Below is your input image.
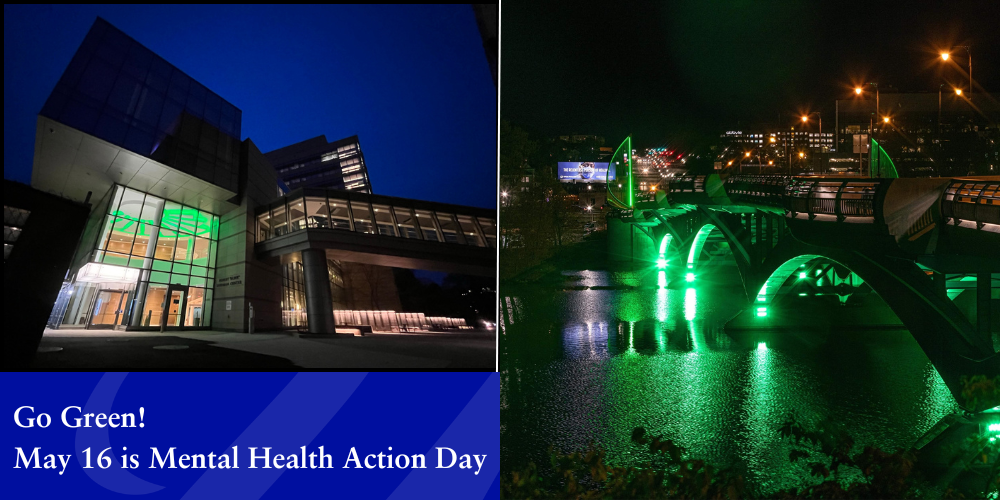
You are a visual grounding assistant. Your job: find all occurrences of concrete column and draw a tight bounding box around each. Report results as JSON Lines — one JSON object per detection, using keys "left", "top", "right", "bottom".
{"left": 932, "top": 271, "right": 947, "bottom": 299}
{"left": 302, "top": 248, "right": 336, "bottom": 334}
{"left": 976, "top": 272, "right": 991, "bottom": 341}
{"left": 607, "top": 218, "right": 632, "bottom": 262}
{"left": 754, "top": 212, "right": 763, "bottom": 266}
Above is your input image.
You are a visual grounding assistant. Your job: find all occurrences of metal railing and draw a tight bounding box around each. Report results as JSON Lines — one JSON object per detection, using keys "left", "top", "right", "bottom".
{"left": 724, "top": 175, "right": 790, "bottom": 207}
{"left": 942, "top": 180, "right": 1000, "bottom": 229}
{"left": 784, "top": 178, "right": 882, "bottom": 220}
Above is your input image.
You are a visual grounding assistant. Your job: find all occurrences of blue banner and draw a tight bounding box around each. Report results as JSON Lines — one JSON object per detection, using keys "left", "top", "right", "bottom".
{"left": 2, "top": 372, "right": 499, "bottom": 499}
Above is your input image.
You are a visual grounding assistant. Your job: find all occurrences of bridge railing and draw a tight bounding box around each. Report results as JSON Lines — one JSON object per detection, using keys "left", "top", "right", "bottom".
{"left": 668, "top": 175, "right": 706, "bottom": 193}
{"left": 942, "top": 179, "right": 1000, "bottom": 229}
{"left": 784, "top": 178, "right": 883, "bottom": 221}
{"left": 723, "top": 174, "right": 790, "bottom": 207}
{"left": 255, "top": 188, "right": 497, "bottom": 248}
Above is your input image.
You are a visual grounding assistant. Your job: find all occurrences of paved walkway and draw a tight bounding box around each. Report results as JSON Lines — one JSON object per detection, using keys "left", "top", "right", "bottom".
{"left": 37, "top": 329, "right": 496, "bottom": 370}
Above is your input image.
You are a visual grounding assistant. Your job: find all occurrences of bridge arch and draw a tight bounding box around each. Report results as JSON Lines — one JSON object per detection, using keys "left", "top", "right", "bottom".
{"left": 657, "top": 233, "right": 673, "bottom": 268}
{"left": 744, "top": 245, "right": 996, "bottom": 407}
{"left": 686, "top": 223, "right": 716, "bottom": 269}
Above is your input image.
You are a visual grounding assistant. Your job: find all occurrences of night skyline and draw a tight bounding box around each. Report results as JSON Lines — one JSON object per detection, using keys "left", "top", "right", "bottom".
{"left": 4, "top": 4, "right": 497, "bottom": 209}
{"left": 502, "top": 0, "right": 999, "bottom": 151}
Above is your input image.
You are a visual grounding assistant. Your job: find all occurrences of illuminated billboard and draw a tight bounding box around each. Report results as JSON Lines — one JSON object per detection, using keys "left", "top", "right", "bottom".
{"left": 557, "top": 161, "right": 614, "bottom": 183}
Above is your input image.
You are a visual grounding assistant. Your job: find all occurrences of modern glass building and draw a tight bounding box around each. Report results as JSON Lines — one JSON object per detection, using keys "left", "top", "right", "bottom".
{"left": 265, "top": 135, "right": 372, "bottom": 192}
{"left": 30, "top": 17, "right": 495, "bottom": 335}
{"left": 59, "top": 185, "right": 220, "bottom": 329}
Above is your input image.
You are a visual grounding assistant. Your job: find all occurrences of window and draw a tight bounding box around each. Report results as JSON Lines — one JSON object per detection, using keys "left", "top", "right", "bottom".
{"left": 351, "top": 201, "right": 373, "bottom": 234}
{"left": 435, "top": 212, "right": 462, "bottom": 243}
{"left": 372, "top": 204, "right": 395, "bottom": 236}
{"left": 414, "top": 210, "right": 440, "bottom": 241}
{"left": 305, "top": 197, "right": 330, "bottom": 228}
{"left": 394, "top": 207, "right": 419, "bottom": 239}
{"left": 329, "top": 200, "right": 352, "bottom": 230}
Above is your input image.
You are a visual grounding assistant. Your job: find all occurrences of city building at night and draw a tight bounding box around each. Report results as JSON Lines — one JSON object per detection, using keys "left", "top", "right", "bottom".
{"left": 834, "top": 92, "right": 999, "bottom": 176}
{"left": 264, "top": 134, "right": 372, "bottom": 192}
{"left": 18, "top": 17, "right": 495, "bottom": 347}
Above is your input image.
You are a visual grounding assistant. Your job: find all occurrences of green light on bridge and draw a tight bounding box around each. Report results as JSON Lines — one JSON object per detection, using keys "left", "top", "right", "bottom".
{"left": 684, "top": 288, "right": 697, "bottom": 321}
{"left": 656, "top": 258, "right": 668, "bottom": 269}
{"left": 799, "top": 272, "right": 807, "bottom": 279}
{"left": 798, "top": 293, "right": 808, "bottom": 297}
{"left": 986, "top": 422, "right": 999, "bottom": 443}
{"left": 685, "top": 272, "right": 696, "bottom": 282}
{"left": 757, "top": 342, "right": 767, "bottom": 350}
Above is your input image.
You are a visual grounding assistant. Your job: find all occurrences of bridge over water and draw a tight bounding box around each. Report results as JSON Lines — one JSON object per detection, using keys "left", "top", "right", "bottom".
{"left": 602, "top": 139, "right": 999, "bottom": 406}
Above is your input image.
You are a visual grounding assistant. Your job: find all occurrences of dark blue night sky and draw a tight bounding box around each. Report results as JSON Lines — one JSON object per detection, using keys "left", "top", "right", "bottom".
{"left": 3, "top": 5, "right": 497, "bottom": 209}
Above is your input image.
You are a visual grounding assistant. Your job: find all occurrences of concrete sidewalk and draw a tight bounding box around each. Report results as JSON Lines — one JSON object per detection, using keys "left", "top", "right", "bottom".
{"left": 35, "top": 329, "right": 496, "bottom": 370}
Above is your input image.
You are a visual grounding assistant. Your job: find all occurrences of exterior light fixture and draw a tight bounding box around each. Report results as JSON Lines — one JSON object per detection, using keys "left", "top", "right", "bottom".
{"left": 685, "top": 272, "right": 695, "bottom": 282}
{"left": 955, "top": 88, "right": 963, "bottom": 96}
{"left": 940, "top": 52, "right": 949, "bottom": 61}
{"left": 854, "top": 87, "right": 863, "bottom": 95}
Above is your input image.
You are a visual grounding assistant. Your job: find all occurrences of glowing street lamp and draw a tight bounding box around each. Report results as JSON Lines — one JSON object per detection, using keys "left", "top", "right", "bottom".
{"left": 883, "top": 116, "right": 890, "bottom": 123}
{"left": 854, "top": 87, "right": 863, "bottom": 95}
{"left": 941, "top": 46, "right": 972, "bottom": 97}
{"left": 955, "top": 88, "right": 963, "bottom": 96}
{"left": 801, "top": 111, "right": 822, "bottom": 137}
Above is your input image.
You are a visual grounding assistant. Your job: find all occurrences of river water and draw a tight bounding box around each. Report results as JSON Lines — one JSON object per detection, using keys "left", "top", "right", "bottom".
{"left": 499, "top": 259, "right": 958, "bottom": 493}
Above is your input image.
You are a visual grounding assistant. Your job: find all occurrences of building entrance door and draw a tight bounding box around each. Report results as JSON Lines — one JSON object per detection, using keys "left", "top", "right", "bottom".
{"left": 89, "top": 290, "right": 126, "bottom": 329}
{"left": 162, "top": 285, "right": 187, "bottom": 329}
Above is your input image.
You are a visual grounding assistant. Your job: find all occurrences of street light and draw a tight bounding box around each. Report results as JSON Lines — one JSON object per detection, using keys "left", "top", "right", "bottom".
{"left": 801, "top": 112, "right": 823, "bottom": 152}
{"left": 941, "top": 46, "right": 972, "bottom": 97}
{"left": 883, "top": 116, "right": 890, "bottom": 123}
{"left": 955, "top": 88, "right": 963, "bottom": 96}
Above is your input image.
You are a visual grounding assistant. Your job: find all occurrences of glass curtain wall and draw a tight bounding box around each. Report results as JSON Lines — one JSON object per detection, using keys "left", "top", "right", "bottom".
{"left": 256, "top": 191, "right": 497, "bottom": 249}
{"left": 281, "top": 260, "right": 308, "bottom": 329}
{"left": 65, "top": 184, "right": 220, "bottom": 329}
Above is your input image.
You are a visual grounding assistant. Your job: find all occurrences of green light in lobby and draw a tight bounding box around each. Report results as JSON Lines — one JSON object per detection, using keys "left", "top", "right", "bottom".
{"left": 111, "top": 208, "right": 213, "bottom": 238}
{"left": 656, "top": 258, "right": 668, "bottom": 269}
{"left": 757, "top": 341, "right": 767, "bottom": 350}
{"left": 756, "top": 307, "right": 767, "bottom": 317}
{"left": 685, "top": 272, "right": 695, "bottom": 282}
{"left": 798, "top": 272, "right": 807, "bottom": 279}
{"left": 817, "top": 278, "right": 824, "bottom": 286}
{"left": 798, "top": 293, "right": 807, "bottom": 297}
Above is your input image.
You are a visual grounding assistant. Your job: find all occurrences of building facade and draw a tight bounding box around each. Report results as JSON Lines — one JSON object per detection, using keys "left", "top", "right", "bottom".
{"left": 265, "top": 135, "right": 372, "bottom": 193}
{"left": 834, "top": 92, "right": 999, "bottom": 176}
{"left": 25, "top": 18, "right": 495, "bottom": 339}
